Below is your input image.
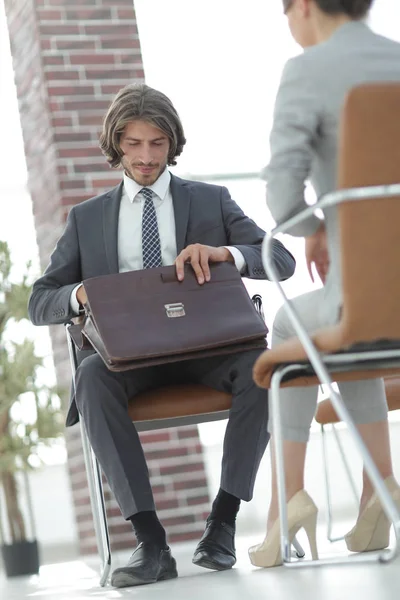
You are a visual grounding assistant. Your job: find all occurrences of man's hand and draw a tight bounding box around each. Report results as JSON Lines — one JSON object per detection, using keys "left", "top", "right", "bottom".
{"left": 76, "top": 284, "right": 87, "bottom": 306}
{"left": 175, "top": 244, "right": 234, "bottom": 284}
{"left": 305, "top": 223, "right": 329, "bottom": 284}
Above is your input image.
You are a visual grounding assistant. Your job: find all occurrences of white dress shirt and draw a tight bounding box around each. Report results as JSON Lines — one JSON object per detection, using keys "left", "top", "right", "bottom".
{"left": 70, "top": 169, "right": 245, "bottom": 313}
{"left": 118, "top": 168, "right": 177, "bottom": 272}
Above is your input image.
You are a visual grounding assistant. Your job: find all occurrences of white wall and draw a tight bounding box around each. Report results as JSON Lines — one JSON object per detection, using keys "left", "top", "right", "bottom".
{"left": 29, "top": 464, "right": 79, "bottom": 562}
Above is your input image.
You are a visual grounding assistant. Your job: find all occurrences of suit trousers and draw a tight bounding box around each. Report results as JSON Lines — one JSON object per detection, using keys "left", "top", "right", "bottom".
{"left": 269, "top": 288, "right": 388, "bottom": 443}
{"left": 74, "top": 349, "right": 269, "bottom": 520}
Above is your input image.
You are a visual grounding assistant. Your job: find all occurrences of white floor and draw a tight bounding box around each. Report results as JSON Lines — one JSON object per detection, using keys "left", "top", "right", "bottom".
{"left": 2, "top": 526, "right": 400, "bottom": 600}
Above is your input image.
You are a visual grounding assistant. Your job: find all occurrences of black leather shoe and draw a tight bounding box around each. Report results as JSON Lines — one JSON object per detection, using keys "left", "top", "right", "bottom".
{"left": 111, "top": 543, "right": 178, "bottom": 588}
{"left": 192, "top": 519, "right": 236, "bottom": 571}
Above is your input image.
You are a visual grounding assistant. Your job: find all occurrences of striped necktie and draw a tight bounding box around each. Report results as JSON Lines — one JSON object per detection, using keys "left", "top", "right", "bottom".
{"left": 141, "top": 187, "right": 162, "bottom": 269}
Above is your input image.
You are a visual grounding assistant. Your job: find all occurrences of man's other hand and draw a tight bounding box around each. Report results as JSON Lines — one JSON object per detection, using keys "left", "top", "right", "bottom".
{"left": 76, "top": 284, "right": 88, "bottom": 306}
{"left": 175, "top": 244, "right": 234, "bottom": 284}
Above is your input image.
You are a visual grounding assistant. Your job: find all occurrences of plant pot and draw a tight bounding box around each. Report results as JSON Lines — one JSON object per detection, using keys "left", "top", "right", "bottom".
{"left": 1, "top": 540, "right": 40, "bottom": 577}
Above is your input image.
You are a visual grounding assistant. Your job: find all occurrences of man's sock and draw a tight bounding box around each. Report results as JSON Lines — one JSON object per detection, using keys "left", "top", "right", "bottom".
{"left": 209, "top": 488, "right": 241, "bottom": 527}
{"left": 129, "top": 510, "right": 167, "bottom": 548}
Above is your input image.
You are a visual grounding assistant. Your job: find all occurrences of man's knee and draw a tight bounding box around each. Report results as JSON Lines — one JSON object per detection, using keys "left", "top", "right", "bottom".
{"left": 231, "top": 350, "right": 268, "bottom": 398}
{"left": 75, "top": 354, "right": 112, "bottom": 411}
{"left": 233, "top": 349, "right": 263, "bottom": 378}
{"left": 76, "top": 353, "right": 108, "bottom": 382}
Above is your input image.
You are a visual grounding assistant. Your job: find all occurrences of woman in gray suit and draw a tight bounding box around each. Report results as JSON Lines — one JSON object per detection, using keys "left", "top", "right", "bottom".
{"left": 249, "top": 0, "right": 400, "bottom": 567}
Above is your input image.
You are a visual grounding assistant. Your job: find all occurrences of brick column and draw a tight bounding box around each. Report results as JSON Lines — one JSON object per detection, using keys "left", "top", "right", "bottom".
{"left": 4, "top": 0, "right": 210, "bottom": 554}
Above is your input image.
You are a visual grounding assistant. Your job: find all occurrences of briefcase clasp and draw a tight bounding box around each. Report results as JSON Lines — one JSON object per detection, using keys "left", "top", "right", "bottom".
{"left": 164, "top": 303, "right": 185, "bottom": 318}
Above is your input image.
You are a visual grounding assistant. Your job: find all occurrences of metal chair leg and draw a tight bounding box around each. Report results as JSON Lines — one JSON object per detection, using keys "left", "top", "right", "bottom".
{"left": 80, "top": 420, "right": 112, "bottom": 587}
{"left": 66, "top": 324, "right": 112, "bottom": 586}
{"left": 321, "top": 424, "right": 335, "bottom": 542}
{"left": 321, "top": 423, "right": 361, "bottom": 543}
{"left": 332, "top": 425, "right": 359, "bottom": 506}
{"left": 292, "top": 537, "right": 305, "bottom": 558}
{"left": 252, "top": 297, "right": 306, "bottom": 558}
{"left": 271, "top": 366, "right": 296, "bottom": 565}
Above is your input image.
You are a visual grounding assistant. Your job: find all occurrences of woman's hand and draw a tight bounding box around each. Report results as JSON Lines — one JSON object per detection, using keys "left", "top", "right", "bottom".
{"left": 305, "top": 223, "right": 329, "bottom": 284}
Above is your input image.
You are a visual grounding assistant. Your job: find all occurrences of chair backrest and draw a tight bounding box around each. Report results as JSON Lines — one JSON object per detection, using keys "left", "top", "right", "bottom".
{"left": 337, "top": 83, "right": 400, "bottom": 344}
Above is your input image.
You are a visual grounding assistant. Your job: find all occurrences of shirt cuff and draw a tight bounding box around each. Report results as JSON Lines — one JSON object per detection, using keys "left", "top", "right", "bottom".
{"left": 70, "top": 284, "right": 83, "bottom": 315}
{"left": 224, "top": 246, "right": 246, "bottom": 274}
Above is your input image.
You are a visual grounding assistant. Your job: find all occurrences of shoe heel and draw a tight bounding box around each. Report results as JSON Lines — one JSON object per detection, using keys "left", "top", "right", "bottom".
{"left": 159, "top": 569, "right": 178, "bottom": 581}
{"left": 249, "top": 490, "right": 319, "bottom": 568}
{"left": 345, "top": 479, "right": 400, "bottom": 553}
{"left": 302, "top": 513, "right": 319, "bottom": 560}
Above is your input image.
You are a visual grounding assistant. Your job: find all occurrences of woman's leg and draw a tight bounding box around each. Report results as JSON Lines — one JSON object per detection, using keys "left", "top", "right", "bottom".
{"left": 336, "top": 377, "right": 392, "bottom": 514}
{"left": 266, "top": 290, "right": 324, "bottom": 529}
{"left": 266, "top": 290, "right": 393, "bottom": 526}
{"left": 251, "top": 289, "right": 397, "bottom": 562}
{"left": 267, "top": 440, "right": 307, "bottom": 531}
{"left": 357, "top": 420, "right": 393, "bottom": 512}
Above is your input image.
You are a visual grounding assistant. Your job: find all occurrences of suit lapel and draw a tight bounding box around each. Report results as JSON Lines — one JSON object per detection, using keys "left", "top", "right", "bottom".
{"left": 171, "top": 175, "right": 192, "bottom": 254}
{"left": 102, "top": 182, "right": 123, "bottom": 274}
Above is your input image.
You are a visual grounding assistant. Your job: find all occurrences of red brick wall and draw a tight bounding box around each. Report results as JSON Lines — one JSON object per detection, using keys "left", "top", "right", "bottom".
{"left": 4, "top": 0, "right": 211, "bottom": 555}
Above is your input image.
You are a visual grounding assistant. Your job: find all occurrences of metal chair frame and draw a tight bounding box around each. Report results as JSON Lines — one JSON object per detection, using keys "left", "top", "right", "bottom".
{"left": 320, "top": 421, "right": 359, "bottom": 542}
{"left": 262, "top": 182, "right": 400, "bottom": 569}
{"left": 66, "top": 294, "right": 305, "bottom": 586}
{"left": 320, "top": 387, "right": 400, "bottom": 543}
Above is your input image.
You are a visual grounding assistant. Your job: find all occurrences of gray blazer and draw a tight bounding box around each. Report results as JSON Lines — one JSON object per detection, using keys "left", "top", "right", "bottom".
{"left": 29, "top": 174, "right": 295, "bottom": 424}
{"left": 263, "top": 22, "right": 400, "bottom": 321}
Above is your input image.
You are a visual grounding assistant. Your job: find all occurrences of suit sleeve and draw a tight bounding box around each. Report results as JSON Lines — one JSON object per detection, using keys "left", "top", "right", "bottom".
{"left": 28, "top": 207, "right": 83, "bottom": 326}
{"left": 220, "top": 186, "right": 296, "bottom": 281}
{"left": 262, "top": 55, "right": 322, "bottom": 237}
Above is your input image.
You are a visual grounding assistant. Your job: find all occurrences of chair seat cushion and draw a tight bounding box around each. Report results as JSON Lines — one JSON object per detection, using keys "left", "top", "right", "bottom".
{"left": 128, "top": 384, "right": 232, "bottom": 423}
{"left": 315, "top": 376, "right": 400, "bottom": 425}
{"left": 253, "top": 335, "right": 400, "bottom": 389}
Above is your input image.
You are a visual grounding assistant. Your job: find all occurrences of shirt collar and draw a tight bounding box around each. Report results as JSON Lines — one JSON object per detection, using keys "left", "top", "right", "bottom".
{"left": 329, "top": 20, "right": 368, "bottom": 41}
{"left": 123, "top": 168, "right": 171, "bottom": 203}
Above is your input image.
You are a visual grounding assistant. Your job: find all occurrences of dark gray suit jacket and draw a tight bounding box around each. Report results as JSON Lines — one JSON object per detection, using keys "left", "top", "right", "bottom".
{"left": 29, "top": 174, "right": 295, "bottom": 424}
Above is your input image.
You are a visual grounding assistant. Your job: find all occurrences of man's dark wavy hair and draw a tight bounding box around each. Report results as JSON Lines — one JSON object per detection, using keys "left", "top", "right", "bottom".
{"left": 99, "top": 84, "right": 186, "bottom": 168}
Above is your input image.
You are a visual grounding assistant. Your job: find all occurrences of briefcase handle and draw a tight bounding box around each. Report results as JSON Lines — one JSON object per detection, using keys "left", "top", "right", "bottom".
{"left": 251, "top": 294, "right": 265, "bottom": 321}
{"left": 160, "top": 270, "right": 178, "bottom": 284}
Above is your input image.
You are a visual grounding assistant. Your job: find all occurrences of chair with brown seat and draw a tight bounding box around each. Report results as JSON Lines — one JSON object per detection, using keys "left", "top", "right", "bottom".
{"left": 254, "top": 83, "right": 400, "bottom": 569}
{"left": 66, "top": 295, "right": 305, "bottom": 586}
{"left": 315, "top": 376, "right": 400, "bottom": 542}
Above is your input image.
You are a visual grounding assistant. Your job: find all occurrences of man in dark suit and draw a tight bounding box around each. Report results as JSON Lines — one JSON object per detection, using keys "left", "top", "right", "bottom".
{"left": 29, "top": 84, "right": 295, "bottom": 588}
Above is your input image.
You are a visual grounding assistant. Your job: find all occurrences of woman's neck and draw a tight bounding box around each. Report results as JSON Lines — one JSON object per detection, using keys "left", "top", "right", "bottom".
{"left": 313, "top": 13, "right": 354, "bottom": 44}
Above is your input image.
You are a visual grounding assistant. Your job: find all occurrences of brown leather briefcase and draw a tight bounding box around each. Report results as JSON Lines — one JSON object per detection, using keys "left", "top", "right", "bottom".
{"left": 72, "top": 262, "right": 268, "bottom": 372}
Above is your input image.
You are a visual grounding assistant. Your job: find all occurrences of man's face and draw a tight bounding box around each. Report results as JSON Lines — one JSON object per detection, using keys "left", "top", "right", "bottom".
{"left": 119, "top": 120, "right": 170, "bottom": 186}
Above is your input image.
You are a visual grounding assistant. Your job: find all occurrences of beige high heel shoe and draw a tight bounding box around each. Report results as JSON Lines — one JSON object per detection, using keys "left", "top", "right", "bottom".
{"left": 345, "top": 475, "right": 400, "bottom": 553}
{"left": 249, "top": 490, "right": 319, "bottom": 568}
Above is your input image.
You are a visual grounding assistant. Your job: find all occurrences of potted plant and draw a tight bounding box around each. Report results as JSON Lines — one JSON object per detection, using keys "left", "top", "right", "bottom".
{"left": 0, "top": 240, "right": 64, "bottom": 577}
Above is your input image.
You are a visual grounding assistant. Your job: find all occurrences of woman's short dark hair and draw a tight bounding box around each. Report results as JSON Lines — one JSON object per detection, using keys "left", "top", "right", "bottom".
{"left": 312, "top": 0, "right": 374, "bottom": 18}
{"left": 282, "top": 0, "right": 374, "bottom": 18}
{"left": 99, "top": 84, "right": 186, "bottom": 168}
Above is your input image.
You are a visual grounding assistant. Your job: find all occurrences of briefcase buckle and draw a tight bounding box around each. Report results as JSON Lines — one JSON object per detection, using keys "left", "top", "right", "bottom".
{"left": 165, "top": 303, "right": 185, "bottom": 318}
